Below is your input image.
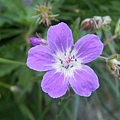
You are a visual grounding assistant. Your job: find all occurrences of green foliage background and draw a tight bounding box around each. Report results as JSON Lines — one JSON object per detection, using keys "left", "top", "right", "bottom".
{"left": 0, "top": 0, "right": 120, "bottom": 120}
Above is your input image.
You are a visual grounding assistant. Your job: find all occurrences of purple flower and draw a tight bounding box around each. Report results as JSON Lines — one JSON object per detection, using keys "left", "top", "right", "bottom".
{"left": 29, "top": 37, "right": 48, "bottom": 46}
{"left": 26, "top": 22, "right": 103, "bottom": 98}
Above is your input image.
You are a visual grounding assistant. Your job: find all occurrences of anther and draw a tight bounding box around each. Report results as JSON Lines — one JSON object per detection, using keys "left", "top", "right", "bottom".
{"left": 59, "top": 59, "right": 63, "bottom": 64}
{"left": 64, "top": 65, "right": 69, "bottom": 69}
{"left": 72, "top": 55, "right": 75, "bottom": 59}
{"left": 69, "top": 45, "right": 74, "bottom": 53}
{"left": 75, "top": 59, "right": 77, "bottom": 61}
{"left": 70, "top": 65, "right": 73, "bottom": 68}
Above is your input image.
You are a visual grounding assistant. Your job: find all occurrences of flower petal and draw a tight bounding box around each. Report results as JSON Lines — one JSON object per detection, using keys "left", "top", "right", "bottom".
{"left": 69, "top": 65, "right": 99, "bottom": 97}
{"left": 41, "top": 70, "right": 69, "bottom": 98}
{"left": 74, "top": 34, "right": 103, "bottom": 63}
{"left": 30, "top": 37, "right": 47, "bottom": 46}
{"left": 26, "top": 45, "right": 55, "bottom": 71}
{"left": 47, "top": 22, "right": 73, "bottom": 53}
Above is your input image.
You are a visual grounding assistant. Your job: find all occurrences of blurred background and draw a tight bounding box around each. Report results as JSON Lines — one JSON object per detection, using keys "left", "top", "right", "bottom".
{"left": 0, "top": 0, "right": 120, "bottom": 120}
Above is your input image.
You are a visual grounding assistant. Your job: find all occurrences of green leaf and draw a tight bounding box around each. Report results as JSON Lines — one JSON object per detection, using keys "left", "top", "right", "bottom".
{"left": 15, "top": 66, "right": 35, "bottom": 95}
{"left": 0, "top": 64, "right": 18, "bottom": 77}
{"left": 19, "top": 103, "right": 36, "bottom": 120}
{"left": 71, "top": 17, "right": 81, "bottom": 41}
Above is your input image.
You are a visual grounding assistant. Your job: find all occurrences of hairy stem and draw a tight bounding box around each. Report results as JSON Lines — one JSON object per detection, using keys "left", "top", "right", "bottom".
{"left": 104, "top": 34, "right": 118, "bottom": 46}
{"left": 98, "top": 56, "right": 107, "bottom": 61}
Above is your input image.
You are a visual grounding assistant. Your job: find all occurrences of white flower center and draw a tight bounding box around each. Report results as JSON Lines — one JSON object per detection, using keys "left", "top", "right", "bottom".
{"left": 53, "top": 47, "right": 82, "bottom": 77}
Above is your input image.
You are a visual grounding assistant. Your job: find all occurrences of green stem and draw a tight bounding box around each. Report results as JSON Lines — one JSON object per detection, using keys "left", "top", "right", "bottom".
{"left": 104, "top": 34, "right": 118, "bottom": 46}
{"left": 72, "top": 95, "right": 79, "bottom": 120}
{"left": 45, "top": 0, "right": 50, "bottom": 6}
{"left": 0, "top": 58, "right": 25, "bottom": 65}
{"left": 40, "top": 100, "right": 53, "bottom": 120}
{"left": 115, "top": 78, "right": 119, "bottom": 97}
{"left": 0, "top": 81, "right": 10, "bottom": 89}
{"left": 38, "top": 83, "right": 42, "bottom": 119}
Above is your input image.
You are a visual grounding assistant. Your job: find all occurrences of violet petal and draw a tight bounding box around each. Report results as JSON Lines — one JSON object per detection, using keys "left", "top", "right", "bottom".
{"left": 30, "top": 37, "right": 47, "bottom": 46}
{"left": 69, "top": 65, "right": 99, "bottom": 97}
{"left": 47, "top": 22, "right": 74, "bottom": 53}
{"left": 74, "top": 34, "right": 103, "bottom": 63}
{"left": 26, "top": 45, "right": 55, "bottom": 71}
{"left": 41, "top": 70, "right": 69, "bottom": 98}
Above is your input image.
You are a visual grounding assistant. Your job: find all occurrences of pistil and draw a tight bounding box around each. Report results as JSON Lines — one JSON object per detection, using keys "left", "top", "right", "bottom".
{"left": 58, "top": 50, "right": 77, "bottom": 70}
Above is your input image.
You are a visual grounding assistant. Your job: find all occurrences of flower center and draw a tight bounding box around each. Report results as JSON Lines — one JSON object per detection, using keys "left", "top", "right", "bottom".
{"left": 59, "top": 54, "right": 77, "bottom": 69}
{"left": 53, "top": 47, "right": 82, "bottom": 77}
{"left": 66, "top": 57, "right": 72, "bottom": 64}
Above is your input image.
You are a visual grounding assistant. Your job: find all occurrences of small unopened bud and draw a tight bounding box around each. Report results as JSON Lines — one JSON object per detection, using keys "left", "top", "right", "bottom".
{"left": 107, "top": 54, "right": 120, "bottom": 79}
{"left": 93, "top": 16, "right": 102, "bottom": 28}
{"left": 29, "top": 37, "right": 48, "bottom": 46}
{"left": 115, "top": 18, "right": 120, "bottom": 36}
{"left": 103, "top": 16, "right": 112, "bottom": 25}
{"left": 93, "top": 16, "right": 112, "bottom": 31}
{"left": 81, "top": 18, "right": 92, "bottom": 30}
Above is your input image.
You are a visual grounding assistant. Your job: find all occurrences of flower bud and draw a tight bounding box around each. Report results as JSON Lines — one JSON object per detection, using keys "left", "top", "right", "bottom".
{"left": 93, "top": 16, "right": 102, "bottom": 28}
{"left": 81, "top": 18, "right": 92, "bottom": 30}
{"left": 102, "top": 16, "right": 112, "bottom": 25}
{"left": 30, "top": 37, "right": 48, "bottom": 46}
{"left": 107, "top": 54, "right": 120, "bottom": 79}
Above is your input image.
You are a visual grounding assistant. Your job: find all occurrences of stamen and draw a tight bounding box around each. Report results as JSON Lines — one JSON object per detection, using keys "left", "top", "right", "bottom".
{"left": 70, "top": 65, "right": 73, "bottom": 68}
{"left": 54, "top": 48, "right": 80, "bottom": 75}
{"left": 69, "top": 45, "right": 74, "bottom": 53}
{"left": 72, "top": 55, "right": 75, "bottom": 59}
{"left": 75, "top": 59, "right": 77, "bottom": 61}
{"left": 64, "top": 65, "right": 69, "bottom": 69}
{"left": 61, "top": 61, "right": 63, "bottom": 64}
{"left": 59, "top": 59, "right": 63, "bottom": 64}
